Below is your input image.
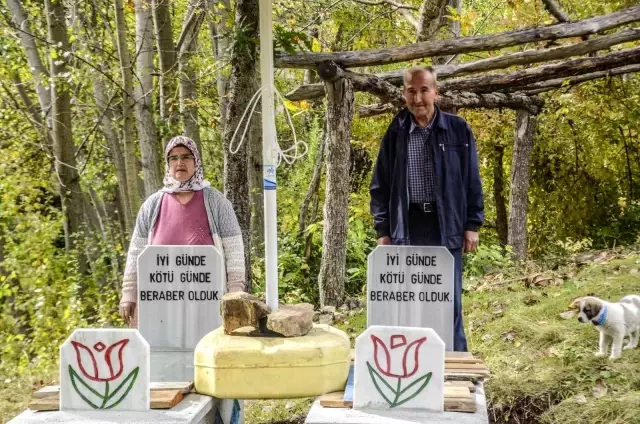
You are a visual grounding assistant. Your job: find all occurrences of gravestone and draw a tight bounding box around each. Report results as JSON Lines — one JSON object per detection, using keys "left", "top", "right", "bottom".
{"left": 367, "top": 246, "right": 454, "bottom": 350}
{"left": 353, "top": 326, "right": 444, "bottom": 412}
{"left": 60, "top": 329, "right": 150, "bottom": 411}
{"left": 137, "top": 245, "right": 225, "bottom": 382}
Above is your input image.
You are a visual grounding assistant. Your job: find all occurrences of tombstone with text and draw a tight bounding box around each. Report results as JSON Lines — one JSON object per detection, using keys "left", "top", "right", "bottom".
{"left": 367, "top": 246, "right": 454, "bottom": 350}
{"left": 60, "top": 329, "right": 150, "bottom": 411}
{"left": 354, "top": 325, "right": 445, "bottom": 412}
{"left": 138, "top": 245, "right": 224, "bottom": 382}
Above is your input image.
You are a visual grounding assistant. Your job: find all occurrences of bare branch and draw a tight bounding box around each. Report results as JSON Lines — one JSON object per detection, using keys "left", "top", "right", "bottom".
{"left": 542, "top": 0, "right": 571, "bottom": 23}
{"left": 275, "top": 5, "right": 640, "bottom": 68}
{"left": 286, "top": 29, "right": 640, "bottom": 101}
{"left": 350, "top": 0, "right": 419, "bottom": 10}
{"left": 520, "top": 64, "right": 640, "bottom": 95}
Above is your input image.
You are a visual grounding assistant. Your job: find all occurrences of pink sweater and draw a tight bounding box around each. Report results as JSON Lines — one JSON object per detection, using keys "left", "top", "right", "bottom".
{"left": 151, "top": 191, "right": 215, "bottom": 246}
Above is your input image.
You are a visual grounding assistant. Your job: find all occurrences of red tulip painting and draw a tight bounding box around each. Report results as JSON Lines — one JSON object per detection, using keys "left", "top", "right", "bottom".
{"left": 366, "top": 334, "right": 432, "bottom": 408}
{"left": 68, "top": 339, "right": 139, "bottom": 409}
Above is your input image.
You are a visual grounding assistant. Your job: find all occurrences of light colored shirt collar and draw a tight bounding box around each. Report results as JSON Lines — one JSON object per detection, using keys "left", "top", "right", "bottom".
{"left": 409, "top": 108, "right": 438, "bottom": 134}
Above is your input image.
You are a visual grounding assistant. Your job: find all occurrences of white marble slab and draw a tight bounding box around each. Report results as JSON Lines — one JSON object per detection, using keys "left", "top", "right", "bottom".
{"left": 137, "top": 245, "right": 224, "bottom": 381}
{"left": 305, "top": 383, "right": 489, "bottom": 424}
{"left": 8, "top": 394, "right": 214, "bottom": 424}
{"left": 367, "top": 246, "right": 454, "bottom": 350}
{"left": 354, "top": 326, "right": 444, "bottom": 412}
{"left": 137, "top": 245, "right": 225, "bottom": 350}
{"left": 60, "top": 329, "right": 150, "bottom": 412}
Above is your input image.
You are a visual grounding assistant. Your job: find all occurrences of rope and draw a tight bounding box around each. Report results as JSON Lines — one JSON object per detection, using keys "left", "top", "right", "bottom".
{"left": 228, "top": 84, "right": 308, "bottom": 167}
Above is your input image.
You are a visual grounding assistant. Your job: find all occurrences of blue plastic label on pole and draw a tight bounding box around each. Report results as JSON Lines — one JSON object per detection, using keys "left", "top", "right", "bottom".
{"left": 263, "top": 165, "right": 276, "bottom": 190}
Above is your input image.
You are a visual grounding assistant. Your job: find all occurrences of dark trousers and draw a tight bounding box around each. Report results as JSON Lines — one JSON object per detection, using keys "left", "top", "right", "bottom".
{"left": 408, "top": 207, "right": 468, "bottom": 352}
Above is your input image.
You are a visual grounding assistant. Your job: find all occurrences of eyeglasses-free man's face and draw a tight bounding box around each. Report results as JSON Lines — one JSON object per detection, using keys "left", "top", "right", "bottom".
{"left": 403, "top": 71, "right": 438, "bottom": 126}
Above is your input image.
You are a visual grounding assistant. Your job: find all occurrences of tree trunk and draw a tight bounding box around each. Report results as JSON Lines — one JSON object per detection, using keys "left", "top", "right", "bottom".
{"left": 92, "top": 76, "right": 133, "bottom": 233}
{"left": 7, "top": 0, "right": 51, "bottom": 125}
{"left": 44, "top": 0, "right": 85, "bottom": 252}
{"left": 299, "top": 121, "right": 327, "bottom": 235}
{"left": 317, "top": 77, "right": 354, "bottom": 307}
{"left": 152, "top": 0, "right": 177, "bottom": 123}
{"left": 417, "top": 0, "right": 449, "bottom": 42}
{"left": 206, "top": 0, "right": 232, "bottom": 126}
{"left": 249, "top": 81, "right": 264, "bottom": 258}
{"left": 223, "top": 0, "right": 259, "bottom": 290}
{"left": 493, "top": 145, "right": 508, "bottom": 247}
{"left": 114, "top": 0, "right": 142, "bottom": 213}
{"left": 179, "top": 0, "right": 204, "bottom": 146}
{"left": 275, "top": 5, "right": 640, "bottom": 68}
{"left": 134, "top": 0, "right": 163, "bottom": 196}
{"left": 508, "top": 110, "right": 537, "bottom": 260}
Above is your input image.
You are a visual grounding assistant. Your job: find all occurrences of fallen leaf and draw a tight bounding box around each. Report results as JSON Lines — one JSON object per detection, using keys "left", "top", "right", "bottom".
{"left": 574, "top": 394, "right": 587, "bottom": 404}
{"left": 593, "top": 380, "right": 608, "bottom": 399}
{"left": 502, "top": 331, "right": 517, "bottom": 342}
{"left": 548, "top": 346, "right": 560, "bottom": 357}
{"left": 560, "top": 310, "right": 577, "bottom": 320}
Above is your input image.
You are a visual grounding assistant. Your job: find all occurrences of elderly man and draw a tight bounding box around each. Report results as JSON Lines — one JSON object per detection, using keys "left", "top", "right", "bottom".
{"left": 369, "top": 66, "right": 484, "bottom": 351}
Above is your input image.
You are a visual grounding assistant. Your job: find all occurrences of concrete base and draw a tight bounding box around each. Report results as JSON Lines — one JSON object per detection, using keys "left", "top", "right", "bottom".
{"left": 151, "top": 349, "right": 194, "bottom": 382}
{"left": 305, "top": 383, "right": 489, "bottom": 424}
{"left": 8, "top": 394, "right": 214, "bottom": 424}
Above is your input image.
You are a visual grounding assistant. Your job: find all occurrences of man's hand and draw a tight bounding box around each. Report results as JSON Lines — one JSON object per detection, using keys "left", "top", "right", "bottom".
{"left": 463, "top": 231, "right": 479, "bottom": 253}
{"left": 119, "top": 302, "right": 136, "bottom": 324}
{"left": 377, "top": 236, "right": 391, "bottom": 245}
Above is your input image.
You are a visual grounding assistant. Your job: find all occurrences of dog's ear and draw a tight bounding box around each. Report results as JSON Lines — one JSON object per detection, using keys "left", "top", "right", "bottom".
{"left": 569, "top": 298, "right": 582, "bottom": 310}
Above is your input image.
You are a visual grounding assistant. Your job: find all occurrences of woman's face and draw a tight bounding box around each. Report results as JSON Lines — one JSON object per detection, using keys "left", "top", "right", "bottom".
{"left": 168, "top": 145, "right": 196, "bottom": 182}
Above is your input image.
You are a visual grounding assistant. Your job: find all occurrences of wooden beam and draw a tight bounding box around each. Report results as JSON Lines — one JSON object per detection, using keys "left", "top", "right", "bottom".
{"left": 275, "top": 5, "right": 640, "bottom": 68}
{"left": 520, "top": 63, "right": 640, "bottom": 94}
{"left": 358, "top": 92, "right": 544, "bottom": 117}
{"left": 441, "top": 46, "right": 640, "bottom": 93}
{"left": 285, "top": 29, "right": 640, "bottom": 101}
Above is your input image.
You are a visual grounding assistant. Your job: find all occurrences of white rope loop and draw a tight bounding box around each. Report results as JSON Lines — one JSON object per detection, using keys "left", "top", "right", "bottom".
{"left": 228, "top": 84, "right": 308, "bottom": 167}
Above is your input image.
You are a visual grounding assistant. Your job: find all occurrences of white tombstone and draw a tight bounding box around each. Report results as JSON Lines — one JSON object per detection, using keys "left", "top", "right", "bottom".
{"left": 354, "top": 326, "right": 444, "bottom": 412}
{"left": 137, "top": 245, "right": 225, "bottom": 382}
{"left": 367, "top": 246, "right": 454, "bottom": 350}
{"left": 60, "top": 329, "right": 150, "bottom": 411}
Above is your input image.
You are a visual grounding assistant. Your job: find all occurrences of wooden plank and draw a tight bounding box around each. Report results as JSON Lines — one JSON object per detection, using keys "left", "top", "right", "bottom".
{"left": 445, "top": 357, "right": 483, "bottom": 364}
{"left": 444, "top": 386, "right": 471, "bottom": 398}
{"left": 33, "top": 386, "right": 60, "bottom": 399}
{"left": 320, "top": 389, "right": 477, "bottom": 412}
{"left": 28, "top": 397, "right": 58, "bottom": 411}
{"left": 33, "top": 382, "right": 193, "bottom": 400}
{"left": 445, "top": 380, "right": 476, "bottom": 393}
{"left": 446, "top": 351, "right": 474, "bottom": 359}
{"left": 446, "top": 368, "right": 490, "bottom": 376}
{"left": 151, "top": 390, "right": 183, "bottom": 409}
{"left": 29, "top": 389, "right": 184, "bottom": 411}
{"left": 445, "top": 363, "right": 489, "bottom": 371}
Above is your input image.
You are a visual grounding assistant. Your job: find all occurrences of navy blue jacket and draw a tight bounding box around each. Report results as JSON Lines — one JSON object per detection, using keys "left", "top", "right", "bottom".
{"left": 369, "top": 106, "right": 484, "bottom": 249}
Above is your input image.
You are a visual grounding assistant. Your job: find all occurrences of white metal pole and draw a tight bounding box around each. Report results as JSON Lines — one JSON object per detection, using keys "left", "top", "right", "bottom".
{"left": 259, "top": 0, "right": 279, "bottom": 311}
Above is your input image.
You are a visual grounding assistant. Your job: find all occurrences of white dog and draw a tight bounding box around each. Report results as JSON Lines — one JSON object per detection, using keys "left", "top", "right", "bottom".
{"left": 573, "top": 295, "right": 640, "bottom": 359}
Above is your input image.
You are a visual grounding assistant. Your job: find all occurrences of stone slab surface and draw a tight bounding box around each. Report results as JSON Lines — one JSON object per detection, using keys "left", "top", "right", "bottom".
{"left": 367, "top": 246, "right": 454, "bottom": 350}
{"left": 60, "top": 329, "right": 150, "bottom": 411}
{"left": 8, "top": 393, "right": 214, "bottom": 424}
{"left": 354, "top": 326, "right": 444, "bottom": 412}
{"left": 305, "top": 382, "right": 488, "bottom": 424}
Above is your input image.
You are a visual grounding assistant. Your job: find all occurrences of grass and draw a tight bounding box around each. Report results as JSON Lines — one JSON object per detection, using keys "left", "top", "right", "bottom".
{"left": 466, "top": 253, "right": 640, "bottom": 424}
{"left": 4, "top": 251, "right": 640, "bottom": 423}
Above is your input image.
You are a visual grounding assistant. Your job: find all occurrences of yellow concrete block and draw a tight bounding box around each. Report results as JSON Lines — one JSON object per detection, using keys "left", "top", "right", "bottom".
{"left": 194, "top": 324, "right": 351, "bottom": 399}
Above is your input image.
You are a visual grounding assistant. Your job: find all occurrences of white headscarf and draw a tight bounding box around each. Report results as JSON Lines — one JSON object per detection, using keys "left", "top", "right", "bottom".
{"left": 160, "top": 136, "right": 211, "bottom": 193}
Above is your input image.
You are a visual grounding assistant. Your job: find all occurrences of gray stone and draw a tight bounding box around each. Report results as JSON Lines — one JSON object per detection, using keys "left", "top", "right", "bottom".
{"left": 221, "top": 291, "right": 270, "bottom": 334}
{"left": 318, "top": 314, "right": 334, "bottom": 325}
{"left": 338, "top": 304, "right": 349, "bottom": 312}
{"left": 266, "top": 304, "right": 314, "bottom": 337}
{"left": 333, "top": 312, "right": 346, "bottom": 323}
{"left": 321, "top": 306, "right": 336, "bottom": 314}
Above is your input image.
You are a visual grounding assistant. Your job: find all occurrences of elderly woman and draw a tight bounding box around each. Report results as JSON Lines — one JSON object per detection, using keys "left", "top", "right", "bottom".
{"left": 119, "top": 135, "right": 245, "bottom": 326}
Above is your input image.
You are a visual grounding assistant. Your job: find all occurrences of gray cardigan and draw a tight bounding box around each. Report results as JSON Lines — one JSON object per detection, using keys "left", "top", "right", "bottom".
{"left": 120, "top": 187, "right": 245, "bottom": 304}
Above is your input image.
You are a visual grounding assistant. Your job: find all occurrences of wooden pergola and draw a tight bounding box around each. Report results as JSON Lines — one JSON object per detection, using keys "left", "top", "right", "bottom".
{"left": 272, "top": 5, "right": 640, "bottom": 305}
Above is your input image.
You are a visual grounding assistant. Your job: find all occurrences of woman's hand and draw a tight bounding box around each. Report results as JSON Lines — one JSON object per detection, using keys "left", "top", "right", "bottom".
{"left": 119, "top": 302, "right": 136, "bottom": 324}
